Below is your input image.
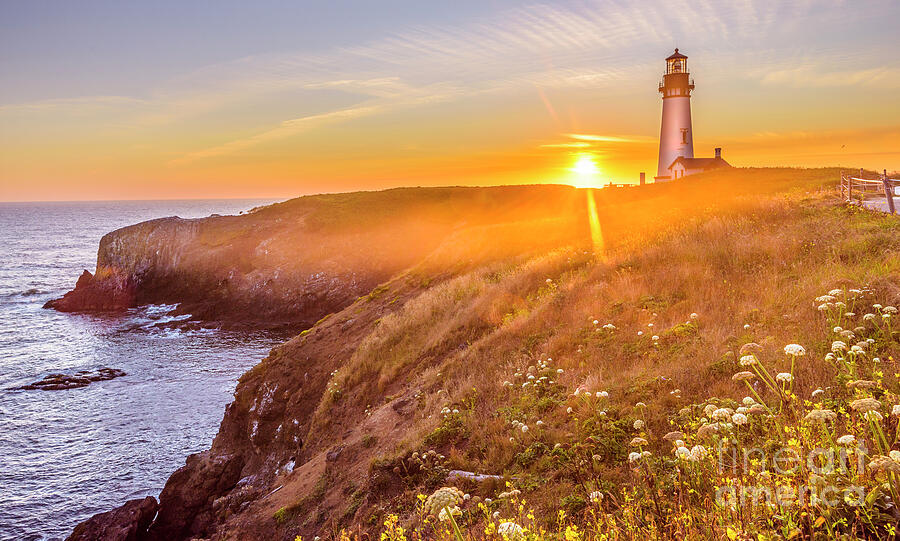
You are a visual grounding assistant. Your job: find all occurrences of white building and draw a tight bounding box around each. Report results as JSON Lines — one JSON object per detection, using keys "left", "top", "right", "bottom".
{"left": 668, "top": 148, "right": 731, "bottom": 180}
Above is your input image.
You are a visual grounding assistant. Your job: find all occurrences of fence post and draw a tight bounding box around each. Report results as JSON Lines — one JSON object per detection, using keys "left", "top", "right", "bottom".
{"left": 848, "top": 170, "right": 853, "bottom": 203}
{"left": 883, "top": 169, "right": 896, "bottom": 214}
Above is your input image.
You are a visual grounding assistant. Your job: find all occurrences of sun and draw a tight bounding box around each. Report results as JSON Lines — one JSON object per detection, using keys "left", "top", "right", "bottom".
{"left": 569, "top": 153, "right": 601, "bottom": 188}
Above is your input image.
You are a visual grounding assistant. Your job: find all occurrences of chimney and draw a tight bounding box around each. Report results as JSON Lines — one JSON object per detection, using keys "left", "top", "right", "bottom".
{"left": 715, "top": 147, "right": 722, "bottom": 159}
{"left": 639, "top": 172, "right": 646, "bottom": 186}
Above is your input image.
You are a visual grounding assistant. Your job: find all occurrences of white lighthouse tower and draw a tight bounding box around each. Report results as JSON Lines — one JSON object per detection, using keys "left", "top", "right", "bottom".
{"left": 655, "top": 49, "right": 695, "bottom": 181}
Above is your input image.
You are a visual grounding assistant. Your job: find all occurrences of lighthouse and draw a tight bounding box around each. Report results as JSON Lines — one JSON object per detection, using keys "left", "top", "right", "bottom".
{"left": 655, "top": 49, "right": 695, "bottom": 181}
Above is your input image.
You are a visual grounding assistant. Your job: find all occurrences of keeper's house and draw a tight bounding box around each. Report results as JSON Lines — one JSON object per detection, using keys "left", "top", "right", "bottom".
{"left": 667, "top": 147, "right": 731, "bottom": 180}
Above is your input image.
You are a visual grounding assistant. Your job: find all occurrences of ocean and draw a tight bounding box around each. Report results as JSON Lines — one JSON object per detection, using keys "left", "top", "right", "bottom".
{"left": 0, "top": 200, "right": 286, "bottom": 540}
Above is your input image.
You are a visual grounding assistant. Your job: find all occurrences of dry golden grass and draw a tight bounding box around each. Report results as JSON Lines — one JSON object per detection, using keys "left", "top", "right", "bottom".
{"left": 269, "top": 168, "right": 900, "bottom": 539}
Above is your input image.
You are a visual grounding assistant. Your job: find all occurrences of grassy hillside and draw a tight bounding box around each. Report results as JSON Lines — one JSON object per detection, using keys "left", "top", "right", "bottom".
{"left": 165, "top": 168, "right": 900, "bottom": 540}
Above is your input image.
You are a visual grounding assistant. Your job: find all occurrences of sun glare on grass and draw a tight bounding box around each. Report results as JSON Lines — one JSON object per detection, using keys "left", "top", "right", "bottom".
{"left": 569, "top": 153, "right": 601, "bottom": 188}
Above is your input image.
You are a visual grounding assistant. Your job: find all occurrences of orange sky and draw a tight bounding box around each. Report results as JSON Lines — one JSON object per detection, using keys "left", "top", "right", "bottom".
{"left": 1, "top": 1, "right": 899, "bottom": 201}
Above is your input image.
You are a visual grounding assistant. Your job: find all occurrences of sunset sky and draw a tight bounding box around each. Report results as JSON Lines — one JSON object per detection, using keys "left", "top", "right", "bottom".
{"left": 1, "top": 0, "right": 899, "bottom": 201}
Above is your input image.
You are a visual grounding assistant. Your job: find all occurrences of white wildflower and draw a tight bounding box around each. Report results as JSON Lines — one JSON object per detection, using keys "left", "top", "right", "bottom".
{"left": 739, "top": 355, "right": 758, "bottom": 366}
{"left": 775, "top": 372, "right": 793, "bottom": 383}
{"left": 497, "top": 521, "right": 525, "bottom": 540}
{"left": 836, "top": 435, "right": 856, "bottom": 446}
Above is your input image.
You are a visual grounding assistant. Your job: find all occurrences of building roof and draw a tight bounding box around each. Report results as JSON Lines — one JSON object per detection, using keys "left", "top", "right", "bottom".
{"left": 666, "top": 48, "right": 687, "bottom": 60}
{"left": 668, "top": 156, "right": 731, "bottom": 171}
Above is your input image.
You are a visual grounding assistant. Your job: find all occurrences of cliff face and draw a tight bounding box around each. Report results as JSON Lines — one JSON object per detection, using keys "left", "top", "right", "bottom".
{"left": 47, "top": 185, "right": 593, "bottom": 329}
{"left": 65, "top": 170, "right": 848, "bottom": 540}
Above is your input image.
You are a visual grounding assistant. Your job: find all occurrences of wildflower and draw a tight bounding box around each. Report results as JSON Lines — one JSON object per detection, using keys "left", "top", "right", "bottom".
{"left": 628, "top": 451, "right": 642, "bottom": 463}
{"left": 712, "top": 408, "right": 733, "bottom": 422}
{"left": 775, "top": 373, "right": 793, "bottom": 383}
{"left": 817, "top": 304, "right": 828, "bottom": 312}
{"left": 592, "top": 320, "right": 599, "bottom": 325}
{"left": 648, "top": 323, "right": 654, "bottom": 327}
{"left": 743, "top": 324, "right": 750, "bottom": 330}
{"left": 804, "top": 409, "right": 837, "bottom": 422}
{"left": 828, "top": 288, "right": 843, "bottom": 296}
{"left": 732, "top": 371, "right": 754, "bottom": 382}
{"left": 865, "top": 410, "right": 883, "bottom": 422}
{"left": 423, "top": 487, "right": 465, "bottom": 516}
{"left": 748, "top": 404, "right": 767, "bottom": 414}
{"left": 815, "top": 295, "right": 837, "bottom": 303}
{"left": 736, "top": 406, "right": 749, "bottom": 414}
{"left": 784, "top": 344, "right": 806, "bottom": 357}
{"left": 598, "top": 390, "right": 609, "bottom": 398}
{"left": 869, "top": 456, "right": 900, "bottom": 474}
{"left": 884, "top": 314, "right": 891, "bottom": 320}
{"left": 663, "top": 431, "right": 684, "bottom": 441}
{"left": 497, "top": 489, "right": 521, "bottom": 500}
{"left": 836, "top": 435, "right": 856, "bottom": 446}
{"left": 739, "top": 343, "right": 763, "bottom": 355}
{"left": 675, "top": 446, "right": 692, "bottom": 460}
{"left": 892, "top": 405, "right": 900, "bottom": 417}
{"left": 633, "top": 419, "right": 644, "bottom": 430}
{"left": 847, "top": 380, "right": 877, "bottom": 390}
{"left": 732, "top": 413, "right": 748, "bottom": 425}
{"left": 739, "top": 355, "right": 758, "bottom": 366}
{"left": 521, "top": 425, "right": 529, "bottom": 433}
{"left": 592, "top": 454, "right": 602, "bottom": 462}
{"left": 557, "top": 368, "right": 564, "bottom": 374}
{"left": 603, "top": 323, "right": 616, "bottom": 330}
{"left": 438, "top": 506, "right": 461, "bottom": 522}
{"left": 742, "top": 396, "right": 755, "bottom": 406}
{"left": 589, "top": 491, "right": 603, "bottom": 503}
{"left": 825, "top": 352, "right": 836, "bottom": 362}
{"left": 635, "top": 401, "right": 647, "bottom": 408}
{"left": 874, "top": 303, "right": 883, "bottom": 310}
{"left": 497, "top": 521, "right": 525, "bottom": 540}
{"left": 833, "top": 326, "right": 843, "bottom": 333}
{"left": 885, "top": 306, "right": 898, "bottom": 314}
{"left": 651, "top": 335, "right": 659, "bottom": 341}
{"left": 690, "top": 312, "right": 699, "bottom": 320}
{"left": 811, "top": 388, "right": 824, "bottom": 399}
{"left": 697, "top": 424, "right": 719, "bottom": 438}
{"left": 850, "top": 397, "right": 882, "bottom": 412}
{"left": 703, "top": 404, "right": 718, "bottom": 417}
{"left": 535, "top": 420, "right": 544, "bottom": 427}
{"left": 690, "top": 445, "right": 709, "bottom": 461}
{"left": 630, "top": 437, "right": 648, "bottom": 447}
{"left": 637, "top": 331, "right": 643, "bottom": 336}
{"left": 566, "top": 407, "right": 573, "bottom": 414}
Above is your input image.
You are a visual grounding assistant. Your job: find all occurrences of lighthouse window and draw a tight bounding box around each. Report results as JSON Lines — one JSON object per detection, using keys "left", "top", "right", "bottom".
{"left": 681, "top": 129, "right": 688, "bottom": 144}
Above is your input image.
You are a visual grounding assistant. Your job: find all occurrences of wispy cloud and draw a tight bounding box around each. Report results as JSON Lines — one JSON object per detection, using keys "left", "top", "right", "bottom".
{"left": 566, "top": 134, "right": 653, "bottom": 143}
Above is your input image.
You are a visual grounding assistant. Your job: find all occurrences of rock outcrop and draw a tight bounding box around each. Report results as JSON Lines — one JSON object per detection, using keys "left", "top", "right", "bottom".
{"left": 43, "top": 269, "right": 135, "bottom": 312}
{"left": 19, "top": 367, "right": 126, "bottom": 390}
{"left": 67, "top": 496, "right": 157, "bottom": 541}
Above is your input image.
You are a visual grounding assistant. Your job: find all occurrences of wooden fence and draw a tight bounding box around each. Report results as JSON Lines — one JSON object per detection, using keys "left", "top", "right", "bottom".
{"left": 840, "top": 169, "right": 898, "bottom": 214}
